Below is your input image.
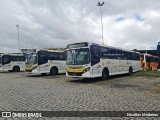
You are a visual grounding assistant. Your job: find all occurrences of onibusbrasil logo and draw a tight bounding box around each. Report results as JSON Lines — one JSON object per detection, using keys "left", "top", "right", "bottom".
{"left": 1, "top": 112, "right": 42, "bottom": 118}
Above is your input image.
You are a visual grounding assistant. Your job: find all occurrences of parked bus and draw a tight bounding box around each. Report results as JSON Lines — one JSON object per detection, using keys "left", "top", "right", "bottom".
{"left": 141, "top": 53, "right": 159, "bottom": 71}
{"left": 0, "top": 53, "right": 25, "bottom": 72}
{"left": 66, "top": 42, "right": 141, "bottom": 79}
{"left": 25, "top": 49, "right": 66, "bottom": 75}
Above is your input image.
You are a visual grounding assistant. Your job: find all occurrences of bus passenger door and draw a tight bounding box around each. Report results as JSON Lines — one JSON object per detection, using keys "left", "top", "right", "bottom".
{"left": 38, "top": 52, "right": 48, "bottom": 73}
{"left": 91, "top": 46, "right": 101, "bottom": 77}
{"left": 58, "top": 52, "right": 67, "bottom": 73}
{"left": 1, "top": 55, "right": 11, "bottom": 69}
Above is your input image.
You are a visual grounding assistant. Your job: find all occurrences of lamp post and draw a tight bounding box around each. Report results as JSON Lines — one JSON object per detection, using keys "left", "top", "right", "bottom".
{"left": 16, "top": 24, "right": 20, "bottom": 52}
{"left": 97, "top": 2, "right": 104, "bottom": 45}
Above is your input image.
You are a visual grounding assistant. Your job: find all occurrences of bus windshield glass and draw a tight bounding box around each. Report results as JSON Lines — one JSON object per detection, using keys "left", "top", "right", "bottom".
{"left": 150, "top": 57, "right": 159, "bottom": 62}
{"left": 146, "top": 56, "right": 159, "bottom": 62}
{"left": 66, "top": 48, "right": 90, "bottom": 65}
{"left": 26, "top": 54, "right": 37, "bottom": 64}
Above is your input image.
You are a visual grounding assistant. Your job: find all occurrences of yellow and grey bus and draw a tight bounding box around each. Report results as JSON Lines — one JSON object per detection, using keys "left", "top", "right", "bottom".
{"left": 66, "top": 42, "right": 141, "bottom": 80}
{"left": 0, "top": 53, "right": 25, "bottom": 72}
{"left": 25, "top": 49, "right": 66, "bottom": 75}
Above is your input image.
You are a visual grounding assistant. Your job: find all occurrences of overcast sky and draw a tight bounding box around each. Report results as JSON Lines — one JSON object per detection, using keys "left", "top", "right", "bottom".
{"left": 0, "top": 0, "right": 160, "bottom": 53}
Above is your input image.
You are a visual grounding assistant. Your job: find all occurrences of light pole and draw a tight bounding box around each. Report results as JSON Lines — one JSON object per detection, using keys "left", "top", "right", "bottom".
{"left": 97, "top": 2, "right": 104, "bottom": 45}
{"left": 16, "top": 24, "right": 20, "bottom": 52}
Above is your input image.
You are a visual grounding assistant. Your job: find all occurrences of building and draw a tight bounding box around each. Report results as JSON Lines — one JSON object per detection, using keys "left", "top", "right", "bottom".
{"left": 134, "top": 42, "right": 160, "bottom": 68}
{"left": 134, "top": 42, "right": 160, "bottom": 57}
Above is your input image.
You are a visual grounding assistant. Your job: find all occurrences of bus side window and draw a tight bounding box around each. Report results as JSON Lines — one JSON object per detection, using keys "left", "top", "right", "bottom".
{"left": 132, "top": 53, "right": 138, "bottom": 60}
{"left": 91, "top": 50, "right": 100, "bottom": 66}
{"left": 54, "top": 53, "right": 59, "bottom": 60}
{"left": 136, "top": 53, "right": 140, "bottom": 60}
{"left": 123, "top": 51, "right": 128, "bottom": 60}
{"left": 16, "top": 56, "right": 21, "bottom": 61}
{"left": 22, "top": 56, "right": 25, "bottom": 61}
{"left": 38, "top": 54, "right": 48, "bottom": 65}
{"left": 11, "top": 56, "right": 15, "bottom": 61}
{"left": 2, "top": 56, "right": 10, "bottom": 64}
{"left": 110, "top": 49, "right": 116, "bottom": 59}
{"left": 117, "top": 50, "right": 122, "bottom": 59}
{"left": 63, "top": 52, "right": 67, "bottom": 60}
{"left": 132, "top": 53, "right": 135, "bottom": 60}
{"left": 101, "top": 47, "right": 109, "bottom": 59}
{"left": 59, "top": 53, "right": 65, "bottom": 60}
{"left": 49, "top": 52, "right": 59, "bottom": 60}
{"left": 128, "top": 52, "right": 132, "bottom": 60}
{"left": 49, "top": 54, "right": 55, "bottom": 60}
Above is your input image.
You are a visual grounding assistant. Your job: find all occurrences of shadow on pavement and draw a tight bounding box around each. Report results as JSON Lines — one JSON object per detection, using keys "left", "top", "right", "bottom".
{"left": 69, "top": 73, "right": 131, "bottom": 84}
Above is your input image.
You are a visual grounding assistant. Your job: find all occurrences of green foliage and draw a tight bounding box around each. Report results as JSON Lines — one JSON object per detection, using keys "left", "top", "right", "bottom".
{"left": 133, "top": 70, "right": 160, "bottom": 77}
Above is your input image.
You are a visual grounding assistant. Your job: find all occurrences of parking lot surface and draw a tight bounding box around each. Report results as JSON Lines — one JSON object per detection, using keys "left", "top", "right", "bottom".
{"left": 0, "top": 72, "right": 160, "bottom": 120}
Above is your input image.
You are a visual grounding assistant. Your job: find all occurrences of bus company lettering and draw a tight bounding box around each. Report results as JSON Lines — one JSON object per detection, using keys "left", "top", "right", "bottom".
{"left": 12, "top": 112, "right": 42, "bottom": 118}
{"left": 28, "top": 113, "right": 42, "bottom": 117}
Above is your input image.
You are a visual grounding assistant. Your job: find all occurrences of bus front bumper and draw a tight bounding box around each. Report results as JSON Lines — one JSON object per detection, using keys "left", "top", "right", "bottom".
{"left": 66, "top": 71, "right": 92, "bottom": 78}
{"left": 25, "top": 69, "right": 40, "bottom": 75}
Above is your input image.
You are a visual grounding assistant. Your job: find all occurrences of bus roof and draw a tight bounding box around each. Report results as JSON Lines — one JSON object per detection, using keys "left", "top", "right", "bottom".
{"left": 1, "top": 53, "right": 24, "bottom": 56}
{"left": 67, "top": 42, "right": 140, "bottom": 54}
{"left": 22, "top": 48, "right": 66, "bottom": 54}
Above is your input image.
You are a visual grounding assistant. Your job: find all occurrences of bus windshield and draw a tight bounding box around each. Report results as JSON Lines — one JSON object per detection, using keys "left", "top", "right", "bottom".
{"left": 146, "top": 56, "right": 159, "bottom": 62}
{"left": 66, "top": 48, "right": 90, "bottom": 65}
{"left": 26, "top": 54, "right": 37, "bottom": 65}
{"left": 150, "top": 57, "right": 159, "bottom": 62}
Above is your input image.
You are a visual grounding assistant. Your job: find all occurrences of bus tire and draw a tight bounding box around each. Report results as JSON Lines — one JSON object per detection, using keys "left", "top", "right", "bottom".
{"left": 13, "top": 66, "right": 20, "bottom": 72}
{"left": 82, "top": 78, "right": 88, "bottom": 82}
{"left": 50, "top": 67, "right": 58, "bottom": 75}
{"left": 41, "top": 73, "right": 47, "bottom": 76}
{"left": 128, "top": 67, "right": 133, "bottom": 76}
{"left": 102, "top": 68, "right": 109, "bottom": 80}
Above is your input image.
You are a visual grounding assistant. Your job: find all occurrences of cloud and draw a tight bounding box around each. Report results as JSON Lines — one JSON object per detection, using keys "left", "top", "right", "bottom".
{"left": 0, "top": 0, "right": 160, "bottom": 53}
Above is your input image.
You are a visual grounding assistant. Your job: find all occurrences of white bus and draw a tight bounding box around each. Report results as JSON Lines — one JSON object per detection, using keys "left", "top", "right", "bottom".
{"left": 66, "top": 42, "right": 141, "bottom": 79}
{"left": 25, "top": 49, "right": 66, "bottom": 75}
{"left": 0, "top": 53, "right": 25, "bottom": 72}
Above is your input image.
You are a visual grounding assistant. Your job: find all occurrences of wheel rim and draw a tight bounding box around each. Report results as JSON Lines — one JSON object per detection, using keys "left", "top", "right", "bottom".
{"left": 14, "top": 67, "right": 19, "bottom": 72}
{"left": 52, "top": 70, "right": 56, "bottom": 74}
{"left": 51, "top": 68, "right": 57, "bottom": 75}
{"left": 102, "top": 70, "right": 107, "bottom": 79}
{"left": 129, "top": 69, "right": 132, "bottom": 75}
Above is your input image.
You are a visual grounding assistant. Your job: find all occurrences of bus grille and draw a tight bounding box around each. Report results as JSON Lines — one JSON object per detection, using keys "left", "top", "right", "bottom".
{"left": 25, "top": 70, "right": 32, "bottom": 72}
{"left": 67, "top": 72, "right": 83, "bottom": 76}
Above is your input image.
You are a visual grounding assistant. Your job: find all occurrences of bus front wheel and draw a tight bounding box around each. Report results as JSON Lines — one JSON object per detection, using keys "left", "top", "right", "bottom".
{"left": 41, "top": 73, "right": 47, "bottom": 76}
{"left": 13, "top": 66, "right": 20, "bottom": 72}
{"left": 50, "top": 67, "right": 58, "bottom": 75}
{"left": 128, "top": 67, "right": 133, "bottom": 76}
{"left": 102, "top": 69, "right": 109, "bottom": 80}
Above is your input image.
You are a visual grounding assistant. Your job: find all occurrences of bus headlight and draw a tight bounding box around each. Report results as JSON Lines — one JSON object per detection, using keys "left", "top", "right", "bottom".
{"left": 83, "top": 67, "right": 90, "bottom": 73}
